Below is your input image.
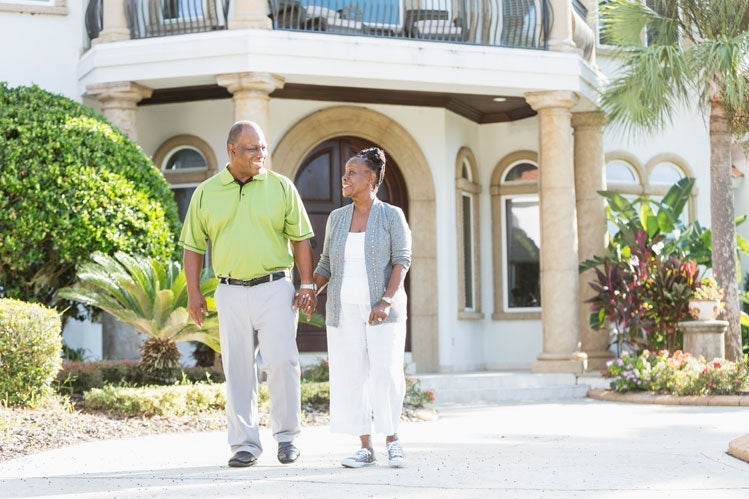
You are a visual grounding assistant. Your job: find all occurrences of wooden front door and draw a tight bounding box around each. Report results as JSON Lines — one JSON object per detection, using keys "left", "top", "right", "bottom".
{"left": 294, "top": 136, "right": 409, "bottom": 352}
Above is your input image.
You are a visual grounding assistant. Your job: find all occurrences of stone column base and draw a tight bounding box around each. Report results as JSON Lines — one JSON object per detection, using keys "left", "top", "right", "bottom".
{"left": 678, "top": 320, "right": 727, "bottom": 360}
{"left": 531, "top": 359, "right": 586, "bottom": 374}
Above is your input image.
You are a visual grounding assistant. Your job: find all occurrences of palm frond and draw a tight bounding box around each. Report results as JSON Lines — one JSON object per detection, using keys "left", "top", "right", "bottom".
{"left": 601, "top": 44, "right": 694, "bottom": 137}
{"left": 601, "top": 0, "right": 655, "bottom": 47}
{"left": 691, "top": 34, "right": 749, "bottom": 111}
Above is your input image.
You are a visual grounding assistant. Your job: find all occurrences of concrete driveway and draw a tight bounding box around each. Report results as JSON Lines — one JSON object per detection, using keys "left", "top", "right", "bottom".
{"left": 1, "top": 399, "right": 748, "bottom": 498}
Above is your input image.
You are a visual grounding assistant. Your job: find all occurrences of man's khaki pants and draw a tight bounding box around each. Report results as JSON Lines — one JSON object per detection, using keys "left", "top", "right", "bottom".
{"left": 214, "top": 277, "right": 301, "bottom": 457}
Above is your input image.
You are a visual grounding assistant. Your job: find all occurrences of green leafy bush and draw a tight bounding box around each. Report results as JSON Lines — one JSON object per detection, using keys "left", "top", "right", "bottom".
{"left": 0, "top": 298, "right": 62, "bottom": 407}
{"left": 300, "top": 381, "right": 330, "bottom": 410}
{"left": 604, "top": 350, "right": 748, "bottom": 395}
{"left": 0, "top": 83, "right": 180, "bottom": 313}
{"left": 84, "top": 383, "right": 226, "bottom": 417}
{"left": 56, "top": 360, "right": 225, "bottom": 394}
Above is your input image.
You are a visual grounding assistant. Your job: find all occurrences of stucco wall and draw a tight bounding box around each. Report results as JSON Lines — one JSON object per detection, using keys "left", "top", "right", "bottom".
{"left": 0, "top": 3, "right": 84, "bottom": 98}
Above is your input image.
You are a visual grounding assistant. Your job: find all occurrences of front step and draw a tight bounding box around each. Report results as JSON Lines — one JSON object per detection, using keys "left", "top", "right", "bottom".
{"left": 415, "top": 371, "right": 591, "bottom": 406}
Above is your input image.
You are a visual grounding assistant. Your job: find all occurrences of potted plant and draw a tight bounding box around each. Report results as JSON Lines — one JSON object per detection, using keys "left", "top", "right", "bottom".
{"left": 688, "top": 276, "right": 725, "bottom": 321}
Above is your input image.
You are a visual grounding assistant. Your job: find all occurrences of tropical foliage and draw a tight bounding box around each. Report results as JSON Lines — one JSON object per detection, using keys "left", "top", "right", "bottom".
{"left": 58, "top": 252, "right": 218, "bottom": 384}
{"left": 600, "top": 0, "right": 749, "bottom": 360}
{"left": 583, "top": 178, "right": 702, "bottom": 353}
{"left": 0, "top": 83, "right": 180, "bottom": 317}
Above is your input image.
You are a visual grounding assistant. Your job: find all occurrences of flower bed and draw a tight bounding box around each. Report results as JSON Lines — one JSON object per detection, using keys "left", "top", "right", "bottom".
{"left": 604, "top": 350, "right": 749, "bottom": 396}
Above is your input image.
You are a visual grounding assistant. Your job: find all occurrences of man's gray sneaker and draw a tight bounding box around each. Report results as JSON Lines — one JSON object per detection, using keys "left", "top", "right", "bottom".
{"left": 341, "top": 448, "right": 376, "bottom": 468}
{"left": 386, "top": 440, "right": 406, "bottom": 468}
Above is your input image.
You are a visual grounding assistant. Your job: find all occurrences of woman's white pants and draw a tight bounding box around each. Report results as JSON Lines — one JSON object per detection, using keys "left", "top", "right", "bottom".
{"left": 327, "top": 302, "right": 407, "bottom": 436}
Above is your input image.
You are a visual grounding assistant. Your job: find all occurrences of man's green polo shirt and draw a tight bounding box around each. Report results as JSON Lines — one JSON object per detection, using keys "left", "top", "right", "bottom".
{"left": 179, "top": 166, "right": 313, "bottom": 280}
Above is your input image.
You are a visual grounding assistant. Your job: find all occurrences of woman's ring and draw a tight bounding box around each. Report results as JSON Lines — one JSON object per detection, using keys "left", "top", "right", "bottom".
{"left": 377, "top": 317, "right": 383, "bottom": 322}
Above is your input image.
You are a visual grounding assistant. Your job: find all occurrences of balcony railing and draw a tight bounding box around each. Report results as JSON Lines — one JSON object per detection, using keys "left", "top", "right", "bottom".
{"left": 86, "top": 0, "right": 230, "bottom": 41}
{"left": 86, "top": 0, "right": 552, "bottom": 50}
{"left": 125, "top": 0, "right": 230, "bottom": 38}
{"left": 268, "top": 0, "right": 551, "bottom": 49}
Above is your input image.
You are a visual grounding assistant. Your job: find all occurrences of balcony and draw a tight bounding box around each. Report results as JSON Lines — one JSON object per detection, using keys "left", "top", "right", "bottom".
{"left": 86, "top": 0, "right": 559, "bottom": 50}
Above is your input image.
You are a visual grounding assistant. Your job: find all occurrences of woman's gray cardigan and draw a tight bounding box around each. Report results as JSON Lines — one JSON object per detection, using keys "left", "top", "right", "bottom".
{"left": 314, "top": 198, "right": 412, "bottom": 327}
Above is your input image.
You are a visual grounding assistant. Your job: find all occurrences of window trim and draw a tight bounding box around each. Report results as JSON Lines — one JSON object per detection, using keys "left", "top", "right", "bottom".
{"left": 605, "top": 152, "right": 696, "bottom": 222}
{"left": 455, "top": 147, "right": 483, "bottom": 320}
{"left": 0, "top": 0, "right": 66, "bottom": 15}
{"left": 490, "top": 151, "right": 541, "bottom": 321}
{"left": 153, "top": 134, "right": 218, "bottom": 185}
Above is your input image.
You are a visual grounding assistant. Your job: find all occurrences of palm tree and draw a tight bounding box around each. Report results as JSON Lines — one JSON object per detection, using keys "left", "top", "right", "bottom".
{"left": 58, "top": 252, "right": 219, "bottom": 383}
{"left": 600, "top": 0, "right": 749, "bottom": 360}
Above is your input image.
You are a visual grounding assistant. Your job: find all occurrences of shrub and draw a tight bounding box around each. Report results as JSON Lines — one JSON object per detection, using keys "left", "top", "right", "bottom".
{"left": 56, "top": 360, "right": 225, "bottom": 394}
{"left": 604, "top": 350, "right": 749, "bottom": 395}
{"left": 0, "top": 83, "right": 180, "bottom": 314}
{"left": 0, "top": 298, "right": 62, "bottom": 407}
{"left": 300, "top": 381, "right": 330, "bottom": 410}
{"left": 404, "top": 376, "right": 435, "bottom": 408}
{"left": 84, "top": 383, "right": 226, "bottom": 417}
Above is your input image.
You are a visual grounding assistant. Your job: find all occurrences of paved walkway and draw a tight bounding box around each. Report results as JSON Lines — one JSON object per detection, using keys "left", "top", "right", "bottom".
{"left": 2, "top": 399, "right": 749, "bottom": 498}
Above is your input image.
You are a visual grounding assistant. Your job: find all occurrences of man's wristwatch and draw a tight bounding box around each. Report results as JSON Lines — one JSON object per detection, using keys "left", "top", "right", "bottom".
{"left": 300, "top": 283, "right": 317, "bottom": 293}
{"left": 381, "top": 296, "right": 393, "bottom": 305}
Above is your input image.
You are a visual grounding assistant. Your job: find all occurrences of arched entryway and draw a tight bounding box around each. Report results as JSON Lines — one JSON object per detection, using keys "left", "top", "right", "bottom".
{"left": 293, "top": 136, "right": 409, "bottom": 352}
{"left": 272, "top": 106, "right": 439, "bottom": 372}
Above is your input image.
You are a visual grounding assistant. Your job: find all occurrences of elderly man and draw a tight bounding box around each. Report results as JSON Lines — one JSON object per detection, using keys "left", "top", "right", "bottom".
{"left": 181, "top": 121, "right": 317, "bottom": 467}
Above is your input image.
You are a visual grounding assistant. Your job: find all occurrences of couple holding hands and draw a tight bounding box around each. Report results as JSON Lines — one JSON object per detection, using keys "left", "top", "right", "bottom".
{"left": 181, "top": 121, "right": 411, "bottom": 469}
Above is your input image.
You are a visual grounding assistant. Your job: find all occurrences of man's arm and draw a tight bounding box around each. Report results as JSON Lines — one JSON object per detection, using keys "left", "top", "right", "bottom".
{"left": 291, "top": 239, "right": 317, "bottom": 318}
{"left": 184, "top": 248, "right": 208, "bottom": 327}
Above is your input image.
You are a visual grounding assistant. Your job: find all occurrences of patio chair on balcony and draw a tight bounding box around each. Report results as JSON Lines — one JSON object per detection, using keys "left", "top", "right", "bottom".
{"left": 304, "top": 5, "right": 363, "bottom": 34}
{"left": 404, "top": 9, "right": 466, "bottom": 42}
{"left": 139, "top": 0, "right": 222, "bottom": 38}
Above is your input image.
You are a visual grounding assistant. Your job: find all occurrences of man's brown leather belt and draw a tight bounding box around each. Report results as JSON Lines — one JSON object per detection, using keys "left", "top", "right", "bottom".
{"left": 218, "top": 271, "right": 288, "bottom": 287}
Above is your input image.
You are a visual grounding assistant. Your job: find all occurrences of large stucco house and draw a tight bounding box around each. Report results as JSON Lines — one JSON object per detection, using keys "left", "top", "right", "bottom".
{"left": 2, "top": 0, "right": 747, "bottom": 375}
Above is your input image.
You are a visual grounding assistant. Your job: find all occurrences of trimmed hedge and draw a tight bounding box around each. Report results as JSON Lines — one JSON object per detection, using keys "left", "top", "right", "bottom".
{"left": 0, "top": 83, "right": 180, "bottom": 312}
{"left": 56, "top": 360, "right": 225, "bottom": 394}
{"left": 0, "top": 298, "right": 62, "bottom": 407}
{"left": 84, "top": 383, "right": 226, "bottom": 417}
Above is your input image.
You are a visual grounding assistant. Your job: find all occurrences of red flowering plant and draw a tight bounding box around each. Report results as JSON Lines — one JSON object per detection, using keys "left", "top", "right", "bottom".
{"left": 404, "top": 376, "right": 435, "bottom": 408}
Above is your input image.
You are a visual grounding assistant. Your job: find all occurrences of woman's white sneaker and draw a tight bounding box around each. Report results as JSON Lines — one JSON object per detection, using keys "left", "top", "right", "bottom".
{"left": 386, "top": 440, "right": 406, "bottom": 468}
{"left": 341, "top": 448, "right": 376, "bottom": 468}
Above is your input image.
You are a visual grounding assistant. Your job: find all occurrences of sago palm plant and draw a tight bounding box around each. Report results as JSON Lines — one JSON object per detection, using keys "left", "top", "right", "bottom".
{"left": 58, "top": 252, "right": 219, "bottom": 384}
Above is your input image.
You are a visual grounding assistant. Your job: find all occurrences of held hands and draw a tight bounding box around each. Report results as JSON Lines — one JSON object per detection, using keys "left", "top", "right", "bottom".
{"left": 368, "top": 300, "right": 391, "bottom": 325}
{"left": 293, "top": 288, "right": 318, "bottom": 320}
{"left": 187, "top": 292, "right": 209, "bottom": 327}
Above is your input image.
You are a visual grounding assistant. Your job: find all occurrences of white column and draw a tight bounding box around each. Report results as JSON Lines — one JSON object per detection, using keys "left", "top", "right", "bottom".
{"left": 230, "top": 0, "right": 272, "bottom": 29}
{"left": 86, "top": 82, "right": 152, "bottom": 141}
{"left": 217, "top": 72, "right": 285, "bottom": 168}
{"left": 572, "top": 111, "right": 613, "bottom": 371}
{"left": 525, "top": 90, "right": 586, "bottom": 374}
{"left": 217, "top": 72, "right": 284, "bottom": 129}
{"left": 93, "top": 0, "right": 130, "bottom": 44}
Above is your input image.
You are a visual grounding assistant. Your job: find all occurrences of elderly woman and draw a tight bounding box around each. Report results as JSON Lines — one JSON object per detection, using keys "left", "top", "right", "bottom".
{"left": 309, "top": 147, "right": 412, "bottom": 468}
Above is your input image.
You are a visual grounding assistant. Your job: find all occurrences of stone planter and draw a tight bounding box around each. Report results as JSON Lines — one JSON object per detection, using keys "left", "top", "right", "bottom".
{"left": 688, "top": 299, "right": 722, "bottom": 321}
{"left": 678, "top": 320, "right": 728, "bottom": 361}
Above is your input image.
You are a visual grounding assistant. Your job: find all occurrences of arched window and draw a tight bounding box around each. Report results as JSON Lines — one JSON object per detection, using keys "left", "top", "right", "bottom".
{"left": 153, "top": 135, "right": 217, "bottom": 222}
{"left": 455, "top": 148, "right": 482, "bottom": 319}
{"left": 605, "top": 153, "right": 694, "bottom": 228}
{"left": 491, "top": 152, "right": 541, "bottom": 319}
